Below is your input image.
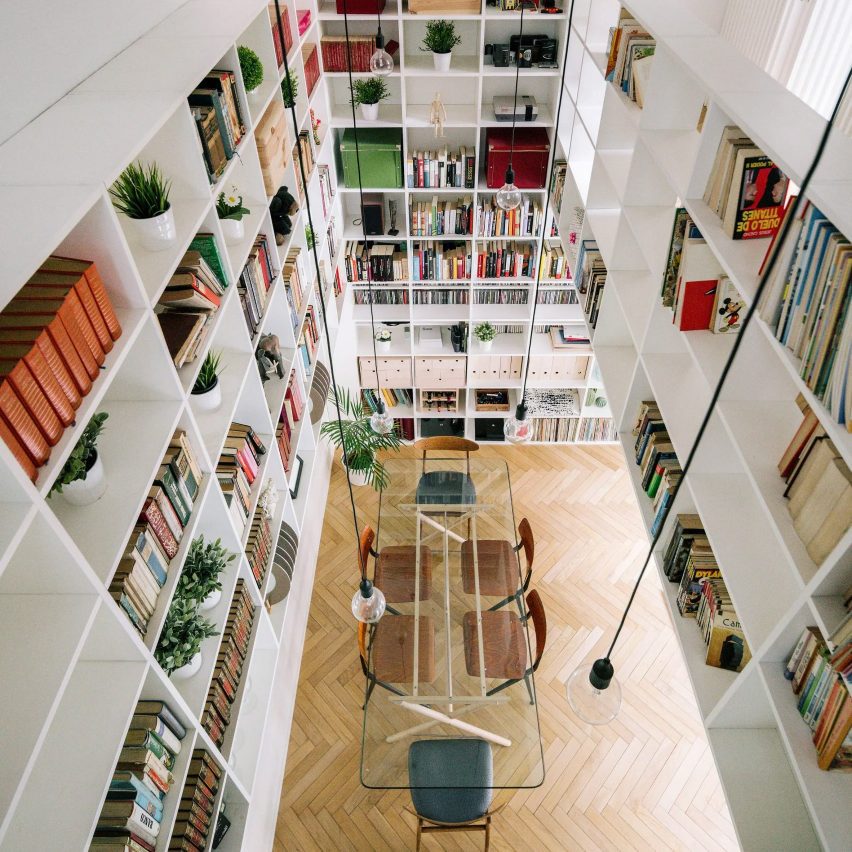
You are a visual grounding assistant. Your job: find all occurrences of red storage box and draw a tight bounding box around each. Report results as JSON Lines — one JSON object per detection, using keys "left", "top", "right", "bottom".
{"left": 485, "top": 128, "right": 551, "bottom": 189}
{"left": 336, "top": 0, "right": 386, "bottom": 12}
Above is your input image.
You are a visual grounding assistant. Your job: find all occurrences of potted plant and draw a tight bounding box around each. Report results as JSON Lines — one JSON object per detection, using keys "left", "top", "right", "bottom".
{"left": 50, "top": 412, "right": 109, "bottom": 506}
{"left": 238, "top": 44, "right": 264, "bottom": 97}
{"left": 305, "top": 225, "right": 315, "bottom": 249}
{"left": 177, "top": 535, "right": 236, "bottom": 611}
{"left": 281, "top": 70, "right": 299, "bottom": 108}
{"left": 319, "top": 388, "right": 401, "bottom": 488}
{"left": 351, "top": 76, "right": 391, "bottom": 121}
{"left": 421, "top": 21, "right": 461, "bottom": 72}
{"left": 474, "top": 321, "right": 497, "bottom": 351}
{"left": 110, "top": 161, "right": 175, "bottom": 251}
{"left": 216, "top": 187, "right": 251, "bottom": 245}
{"left": 375, "top": 328, "right": 392, "bottom": 352}
{"left": 192, "top": 350, "right": 224, "bottom": 412}
{"left": 155, "top": 596, "right": 219, "bottom": 680}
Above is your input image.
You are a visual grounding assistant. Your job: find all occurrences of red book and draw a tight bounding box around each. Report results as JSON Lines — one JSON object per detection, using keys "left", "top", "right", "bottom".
{"left": 677, "top": 279, "right": 719, "bottom": 331}
{"left": 0, "top": 415, "right": 37, "bottom": 480}
{"left": 0, "top": 382, "right": 50, "bottom": 467}
{"left": 162, "top": 272, "right": 222, "bottom": 308}
{"left": 0, "top": 342, "right": 76, "bottom": 426}
{"left": 1, "top": 362, "right": 62, "bottom": 445}
{"left": 139, "top": 497, "right": 179, "bottom": 559}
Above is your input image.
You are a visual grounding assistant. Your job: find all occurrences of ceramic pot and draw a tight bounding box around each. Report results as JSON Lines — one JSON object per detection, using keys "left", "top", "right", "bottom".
{"left": 129, "top": 207, "right": 176, "bottom": 251}
{"left": 433, "top": 51, "right": 452, "bottom": 72}
{"left": 200, "top": 588, "right": 222, "bottom": 611}
{"left": 192, "top": 376, "right": 222, "bottom": 412}
{"left": 376, "top": 338, "right": 391, "bottom": 352}
{"left": 478, "top": 338, "right": 493, "bottom": 352}
{"left": 61, "top": 451, "right": 107, "bottom": 506}
{"left": 220, "top": 217, "right": 245, "bottom": 246}
{"left": 347, "top": 465, "right": 370, "bottom": 487}
{"left": 361, "top": 102, "right": 379, "bottom": 121}
{"left": 172, "top": 652, "right": 202, "bottom": 680}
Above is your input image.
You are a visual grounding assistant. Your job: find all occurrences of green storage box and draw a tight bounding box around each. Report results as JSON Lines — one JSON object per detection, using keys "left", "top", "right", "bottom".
{"left": 339, "top": 128, "right": 403, "bottom": 188}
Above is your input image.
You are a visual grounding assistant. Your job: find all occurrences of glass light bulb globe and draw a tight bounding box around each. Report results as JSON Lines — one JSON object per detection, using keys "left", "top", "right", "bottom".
{"left": 351, "top": 580, "right": 386, "bottom": 624}
{"left": 370, "top": 406, "right": 395, "bottom": 435}
{"left": 504, "top": 403, "right": 531, "bottom": 443}
{"left": 370, "top": 47, "right": 394, "bottom": 76}
{"left": 496, "top": 181, "right": 522, "bottom": 211}
{"left": 566, "top": 659, "right": 622, "bottom": 726}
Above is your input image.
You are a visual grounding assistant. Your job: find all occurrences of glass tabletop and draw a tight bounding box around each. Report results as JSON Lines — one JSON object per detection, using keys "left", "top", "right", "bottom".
{"left": 360, "top": 456, "right": 545, "bottom": 789}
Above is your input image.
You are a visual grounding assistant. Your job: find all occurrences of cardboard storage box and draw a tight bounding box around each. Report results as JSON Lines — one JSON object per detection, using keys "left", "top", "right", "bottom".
{"left": 339, "top": 128, "right": 403, "bottom": 188}
{"left": 255, "top": 99, "right": 289, "bottom": 196}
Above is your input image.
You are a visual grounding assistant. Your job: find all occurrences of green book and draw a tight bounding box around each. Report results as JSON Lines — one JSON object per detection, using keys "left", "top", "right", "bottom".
{"left": 189, "top": 233, "right": 228, "bottom": 291}
{"left": 155, "top": 465, "right": 191, "bottom": 526}
{"left": 121, "top": 731, "right": 175, "bottom": 770}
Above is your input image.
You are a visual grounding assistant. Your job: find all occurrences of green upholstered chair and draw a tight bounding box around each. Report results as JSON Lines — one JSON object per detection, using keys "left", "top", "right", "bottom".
{"left": 406, "top": 738, "right": 501, "bottom": 850}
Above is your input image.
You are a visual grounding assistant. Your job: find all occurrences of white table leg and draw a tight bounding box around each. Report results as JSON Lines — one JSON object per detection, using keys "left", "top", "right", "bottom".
{"left": 398, "top": 701, "right": 511, "bottom": 748}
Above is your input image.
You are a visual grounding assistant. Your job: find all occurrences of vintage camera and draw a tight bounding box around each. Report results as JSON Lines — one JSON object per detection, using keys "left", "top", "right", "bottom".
{"left": 509, "top": 34, "right": 558, "bottom": 68}
{"left": 484, "top": 42, "right": 512, "bottom": 67}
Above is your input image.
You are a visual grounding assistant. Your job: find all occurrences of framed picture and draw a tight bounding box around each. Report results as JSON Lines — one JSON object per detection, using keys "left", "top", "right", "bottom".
{"left": 289, "top": 454, "right": 304, "bottom": 498}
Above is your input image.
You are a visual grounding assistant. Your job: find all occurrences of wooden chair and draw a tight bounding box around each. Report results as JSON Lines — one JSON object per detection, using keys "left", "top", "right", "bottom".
{"left": 414, "top": 436, "right": 479, "bottom": 507}
{"left": 405, "top": 738, "right": 504, "bottom": 851}
{"left": 461, "top": 517, "right": 534, "bottom": 611}
{"left": 462, "top": 589, "right": 547, "bottom": 705}
{"left": 361, "top": 523, "right": 434, "bottom": 605}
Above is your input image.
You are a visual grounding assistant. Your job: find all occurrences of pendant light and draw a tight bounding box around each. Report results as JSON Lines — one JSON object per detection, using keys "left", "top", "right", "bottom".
{"left": 351, "top": 577, "right": 387, "bottom": 623}
{"left": 495, "top": 1, "right": 531, "bottom": 212}
{"left": 566, "top": 65, "right": 850, "bottom": 724}
{"left": 370, "top": 10, "right": 394, "bottom": 76}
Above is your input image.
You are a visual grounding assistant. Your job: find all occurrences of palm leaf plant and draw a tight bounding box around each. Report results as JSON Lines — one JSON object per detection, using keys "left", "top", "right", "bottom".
{"left": 155, "top": 596, "right": 219, "bottom": 676}
{"left": 109, "top": 162, "right": 171, "bottom": 219}
{"left": 50, "top": 412, "right": 108, "bottom": 495}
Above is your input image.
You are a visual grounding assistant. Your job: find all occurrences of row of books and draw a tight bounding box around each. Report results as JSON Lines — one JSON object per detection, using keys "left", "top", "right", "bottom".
{"left": 268, "top": 3, "right": 293, "bottom": 67}
{"left": 550, "top": 160, "right": 568, "bottom": 215}
{"left": 412, "top": 241, "right": 471, "bottom": 281}
{"left": 157, "top": 234, "right": 229, "bottom": 368}
{"left": 476, "top": 197, "right": 543, "bottom": 238}
{"left": 605, "top": 10, "right": 655, "bottom": 107}
{"left": 549, "top": 326, "right": 590, "bottom": 350}
{"left": 277, "top": 370, "right": 305, "bottom": 472}
{"left": 537, "top": 288, "right": 579, "bottom": 305}
{"left": 576, "top": 240, "right": 606, "bottom": 329}
{"left": 362, "top": 387, "right": 413, "bottom": 413}
{"left": 785, "top": 622, "right": 851, "bottom": 771}
{"left": 703, "top": 126, "right": 789, "bottom": 241}
{"left": 663, "top": 515, "right": 751, "bottom": 672}
{"left": 528, "top": 417, "right": 579, "bottom": 443}
{"left": 0, "top": 256, "right": 122, "bottom": 480}
{"left": 576, "top": 416, "right": 617, "bottom": 442}
{"left": 111, "top": 430, "right": 203, "bottom": 638}
{"left": 203, "top": 580, "right": 255, "bottom": 748}
{"left": 293, "top": 129, "right": 315, "bottom": 205}
{"left": 352, "top": 289, "right": 409, "bottom": 305}
{"left": 246, "top": 504, "right": 273, "bottom": 588}
{"left": 283, "top": 247, "right": 307, "bottom": 331}
{"left": 406, "top": 147, "right": 476, "bottom": 190}
{"left": 320, "top": 34, "right": 381, "bottom": 73}
{"left": 238, "top": 234, "right": 276, "bottom": 337}
{"left": 343, "top": 241, "right": 408, "bottom": 283}
{"left": 409, "top": 197, "right": 474, "bottom": 237}
{"left": 172, "top": 749, "right": 223, "bottom": 850}
{"left": 92, "top": 699, "right": 187, "bottom": 850}
{"left": 394, "top": 417, "right": 415, "bottom": 441}
{"left": 189, "top": 69, "right": 246, "bottom": 184}
{"left": 302, "top": 43, "right": 320, "bottom": 99}
{"left": 759, "top": 202, "right": 851, "bottom": 430}
{"left": 297, "top": 307, "right": 320, "bottom": 374}
{"left": 318, "top": 164, "right": 334, "bottom": 221}
{"left": 777, "top": 396, "right": 851, "bottom": 565}
{"left": 217, "top": 423, "right": 266, "bottom": 536}
{"left": 476, "top": 241, "right": 538, "bottom": 279}
{"left": 540, "top": 243, "right": 568, "bottom": 279}
{"left": 632, "top": 400, "right": 682, "bottom": 520}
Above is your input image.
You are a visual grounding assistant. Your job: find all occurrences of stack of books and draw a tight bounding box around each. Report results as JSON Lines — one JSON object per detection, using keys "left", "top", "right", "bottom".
{"left": 362, "top": 387, "right": 412, "bottom": 412}
{"left": 218, "top": 423, "right": 265, "bottom": 535}
{"left": 283, "top": 247, "right": 307, "bottom": 331}
{"left": 777, "top": 396, "right": 852, "bottom": 564}
{"left": 759, "top": 203, "right": 851, "bottom": 429}
{"left": 694, "top": 576, "right": 750, "bottom": 672}
{"left": 541, "top": 242, "right": 568, "bottom": 279}
{"left": 343, "top": 242, "right": 408, "bottom": 283}
{"left": 410, "top": 196, "right": 473, "bottom": 237}
{"left": 406, "top": 147, "right": 475, "bottom": 189}
{"left": 785, "top": 619, "right": 852, "bottom": 771}
{"left": 662, "top": 514, "right": 707, "bottom": 584}
{"left": 172, "top": 749, "right": 222, "bottom": 850}
{"left": 93, "top": 699, "right": 186, "bottom": 849}
{"left": 246, "top": 506, "right": 273, "bottom": 588}
{"left": 189, "top": 70, "right": 246, "bottom": 184}
{"left": 549, "top": 325, "right": 590, "bottom": 349}
{"left": 297, "top": 307, "right": 319, "bottom": 373}
{"left": 268, "top": 3, "right": 293, "bottom": 67}
{"left": 476, "top": 197, "right": 541, "bottom": 238}
{"left": 0, "top": 256, "right": 122, "bottom": 481}
{"left": 632, "top": 401, "right": 682, "bottom": 528}
{"left": 277, "top": 371, "right": 304, "bottom": 472}
{"left": 411, "top": 240, "right": 470, "bottom": 281}
{"left": 703, "top": 126, "right": 789, "bottom": 241}
{"left": 604, "top": 9, "right": 656, "bottom": 107}
{"left": 238, "top": 234, "right": 276, "bottom": 337}
{"left": 110, "top": 430, "right": 202, "bottom": 637}
{"left": 204, "top": 580, "right": 256, "bottom": 747}
{"left": 576, "top": 240, "right": 606, "bottom": 329}
{"left": 476, "top": 240, "right": 537, "bottom": 279}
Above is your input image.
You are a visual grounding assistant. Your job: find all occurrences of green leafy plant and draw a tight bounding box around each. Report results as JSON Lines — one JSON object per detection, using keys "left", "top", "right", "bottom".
{"left": 216, "top": 187, "right": 251, "bottom": 221}
{"left": 109, "top": 162, "right": 171, "bottom": 220}
{"left": 238, "top": 44, "right": 264, "bottom": 92}
{"left": 50, "top": 412, "right": 108, "bottom": 495}
{"left": 421, "top": 21, "right": 461, "bottom": 54}
{"left": 305, "top": 225, "right": 315, "bottom": 249}
{"left": 155, "top": 597, "right": 219, "bottom": 676}
{"left": 319, "top": 387, "right": 401, "bottom": 489}
{"left": 193, "top": 350, "right": 223, "bottom": 394}
{"left": 350, "top": 76, "right": 391, "bottom": 107}
{"left": 176, "top": 535, "right": 236, "bottom": 603}
{"left": 281, "top": 70, "right": 299, "bottom": 107}
{"left": 474, "top": 321, "right": 497, "bottom": 342}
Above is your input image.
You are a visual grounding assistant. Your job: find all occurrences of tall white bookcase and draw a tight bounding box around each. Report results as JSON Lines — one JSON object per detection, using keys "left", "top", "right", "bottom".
{"left": 558, "top": 1, "right": 852, "bottom": 850}
{"left": 0, "top": 1, "right": 346, "bottom": 848}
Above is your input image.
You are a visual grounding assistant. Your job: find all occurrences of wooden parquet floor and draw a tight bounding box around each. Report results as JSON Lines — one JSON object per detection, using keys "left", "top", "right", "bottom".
{"left": 275, "top": 445, "right": 738, "bottom": 851}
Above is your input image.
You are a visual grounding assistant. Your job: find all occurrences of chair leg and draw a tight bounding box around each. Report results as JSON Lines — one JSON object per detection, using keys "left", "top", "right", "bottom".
{"left": 488, "top": 590, "right": 521, "bottom": 612}
{"left": 485, "top": 815, "right": 491, "bottom": 851}
{"left": 386, "top": 603, "right": 401, "bottom": 616}
{"left": 415, "top": 817, "right": 422, "bottom": 852}
{"left": 524, "top": 673, "right": 535, "bottom": 705}
{"left": 362, "top": 678, "right": 376, "bottom": 710}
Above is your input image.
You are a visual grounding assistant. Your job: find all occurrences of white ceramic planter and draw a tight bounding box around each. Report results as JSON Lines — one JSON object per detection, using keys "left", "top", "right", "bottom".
{"left": 347, "top": 466, "right": 370, "bottom": 487}
{"left": 192, "top": 377, "right": 222, "bottom": 412}
{"left": 129, "top": 207, "right": 176, "bottom": 252}
{"left": 361, "top": 102, "right": 379, "bottom": 121}
{"left": 220, "top": 217, "right": 245, "bottom": 246}
{"left": 376, "top": 338, "right": 392, "bottom": 352}
{"left": 433, "top": 51, "right": 452, "bottom": 72}
{"left": 200, "top": 588, "right": 222, "bottom": 611}
{"left": 61, "top": 452, "right": 107, "bottom": 506}
{"left": 478, "top": 339, "right": 493, "bottom": 352}
{"left": 171, "top": 652, "right": 202, "bottom": 681}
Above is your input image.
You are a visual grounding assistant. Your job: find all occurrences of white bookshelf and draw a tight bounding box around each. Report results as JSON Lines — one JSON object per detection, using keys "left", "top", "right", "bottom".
{"left": 0, "top": 1, "right": 342, "bottom": 848}
{"left": 560, "top": 1, "right": 852, "bottom": 850}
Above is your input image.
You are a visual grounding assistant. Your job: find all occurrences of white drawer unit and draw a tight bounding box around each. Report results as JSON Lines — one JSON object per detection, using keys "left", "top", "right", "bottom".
{"left": 468, "top": 356, "right": 523, "bottom": 382}
{"left": 358, "top": 356, "right": 413, "bottom": 387}
{"left": 527, "top": 355, "right": 589, "bottom": 383}
{"left": 414, "top": 356, "right": 467, "bottom": 388}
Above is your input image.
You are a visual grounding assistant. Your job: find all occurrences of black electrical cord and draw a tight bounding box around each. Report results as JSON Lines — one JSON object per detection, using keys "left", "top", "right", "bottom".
{"left": 505, "top": 2, "right": 527, "bottom": 183}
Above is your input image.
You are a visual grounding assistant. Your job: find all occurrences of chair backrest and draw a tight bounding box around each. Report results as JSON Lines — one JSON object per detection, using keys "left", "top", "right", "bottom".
{"left": 517, "top": 518, "right": 534, "bottom": 583}
{"left": 359, "top": 525, "right": 375, "bottom": 577}
{"left": 415, "top": 436, "right": 479, "bottom": 474}
{"left": 526, "top": 590, "right": 547, "bottom": 672}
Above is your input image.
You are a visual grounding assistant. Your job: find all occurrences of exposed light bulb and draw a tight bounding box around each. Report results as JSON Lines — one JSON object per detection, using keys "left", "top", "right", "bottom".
{"left": 566, "top": 658, "right": 622, "bottom": 725}
{"left": 504, "top": 402, "right": 532, "bottom": 443}
{"left": 496, "top": 167, "right": 522, "bottom": 211}
{"left": 370, "top": 29, "right": 394, "bottom": 76}
{"left": 370, "top": 402, "right": 395, "bottom": 435}
{"left": 351, "top": 578, "right": 386, "bottom": 623}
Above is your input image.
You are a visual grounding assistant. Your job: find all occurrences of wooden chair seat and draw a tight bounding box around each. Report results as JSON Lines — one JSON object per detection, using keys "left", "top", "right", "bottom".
{"left": 375, "top": 545, "right": 433, "bottom": 602}
{"left": 372, "top": 615, "right": 436, "bottom": 684}
{"left": 462, "top": 611, "right": 527, "bottom": 680}
{"left": 460, "top": 539, "right": 518, "bottom": 596}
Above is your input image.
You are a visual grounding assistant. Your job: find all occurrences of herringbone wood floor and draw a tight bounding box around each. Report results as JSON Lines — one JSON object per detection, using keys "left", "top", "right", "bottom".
{"left": 275, "top": 445, "right": 738, "bottom": 851}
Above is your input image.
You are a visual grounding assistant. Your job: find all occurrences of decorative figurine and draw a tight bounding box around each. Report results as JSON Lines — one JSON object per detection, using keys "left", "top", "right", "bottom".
{"left": 310, "top": 108, "right": 322, "bottom": 146}
{"left": 430, "top": 92, "right": 446, "bottom": 138}
{"left": 258, "top": 478, "right": 278, "bottom": 520}
{"left": 255, "top": 333, "right": 285, "bottom": 382}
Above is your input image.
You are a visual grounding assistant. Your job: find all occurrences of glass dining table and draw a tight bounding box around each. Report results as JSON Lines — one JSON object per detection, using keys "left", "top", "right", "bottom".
{"left": 360, "top": 456, "right": 545, "bottom": 789}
